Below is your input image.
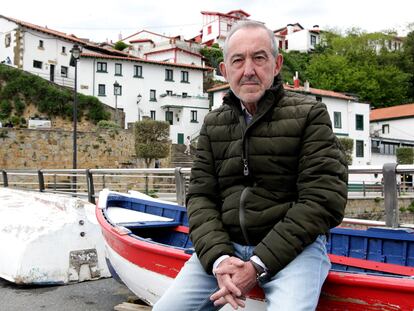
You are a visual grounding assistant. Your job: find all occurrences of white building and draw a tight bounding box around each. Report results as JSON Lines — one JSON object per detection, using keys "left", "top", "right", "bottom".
{"left": 0, "top": 15, "right": 128, "bottom": 88}
{"left": 198, "top": 10, "right": 250, "bottom": 46}
{"left": 77, "top": 53, "right": 210, "bottom": 143}
{"left": 0, "top": 15, "right": 211, "bottom": 143}
{"left": 370, "top": 103, "right": 414, "bottom": 165}
{"left": 208, "top": 81, "right": 371, "bottom": 166}
{"left": 122, "top": 30, "right": 204, "bottom": 66}
{"left": 274, "top": 23, "right": 321, "bottom": 52}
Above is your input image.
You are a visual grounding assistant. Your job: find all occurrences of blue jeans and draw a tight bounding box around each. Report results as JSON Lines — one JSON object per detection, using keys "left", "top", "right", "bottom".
{"left": 153, "top": 235, "right": 330, "bottom": 311}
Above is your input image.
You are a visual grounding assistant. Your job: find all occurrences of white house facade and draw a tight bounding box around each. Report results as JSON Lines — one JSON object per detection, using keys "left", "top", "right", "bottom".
{"left": 370, "top": 103, "right": 414, "bottom": 166}
{"left": 274, "top": 23, "right": 321, "bottom": 52}
{"left": 77, "top": 53, "right": 210, "bottom": 143}
{"left": 208, "top": 82, "right": 371, "bottom": 166}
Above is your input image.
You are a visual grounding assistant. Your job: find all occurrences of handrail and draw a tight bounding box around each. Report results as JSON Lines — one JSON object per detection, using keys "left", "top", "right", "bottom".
{"left": 1, "top": 164, "right": 414, "bottom": 228}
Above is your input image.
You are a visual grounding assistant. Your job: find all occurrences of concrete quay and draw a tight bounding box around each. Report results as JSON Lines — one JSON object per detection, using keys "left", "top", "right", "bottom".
{"left": 0, "top": 277, "right": 134, "bottom": 311}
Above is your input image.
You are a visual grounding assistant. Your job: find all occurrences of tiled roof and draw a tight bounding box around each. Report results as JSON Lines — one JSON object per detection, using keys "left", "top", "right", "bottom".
{"left": 208, "top": 83, "right": 356, "bottom": 100}
{"left": 1, "top": 15, "right": 129, "bottom": 57}
{"left": 122, "top": 29, "right": 173, "bottom": 42}
{"left": 81, "top": 52, "right": 212, "bottom": 71}
{"left": 200, "top": 10, "right": 249, "bottom": 19}
{"left": 129, "top": 39, "right": 154, "bottom": 44}
{"left": 370, "top": 103, "right": 414, "bottom": 121}
{"left": 144, "top": 47, "right": 202, "bottom": 58}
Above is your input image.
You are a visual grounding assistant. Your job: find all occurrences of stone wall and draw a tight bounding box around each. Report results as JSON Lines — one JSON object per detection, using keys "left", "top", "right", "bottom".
{"left": 0, "top": 127, "right": 138, "bottom": 169}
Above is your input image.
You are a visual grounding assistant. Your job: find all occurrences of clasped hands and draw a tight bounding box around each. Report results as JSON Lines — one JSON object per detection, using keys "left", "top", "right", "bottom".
{"left": 210, "top": 256, "right": 257, "bottom": 310}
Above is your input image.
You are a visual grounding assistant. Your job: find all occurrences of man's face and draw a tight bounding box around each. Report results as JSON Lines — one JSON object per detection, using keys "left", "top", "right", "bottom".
{"left": 220, "top": 27, "right": 283, "bottom": 106}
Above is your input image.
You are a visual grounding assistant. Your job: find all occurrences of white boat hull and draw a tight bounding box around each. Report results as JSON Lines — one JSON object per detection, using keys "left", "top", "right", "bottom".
{"left": 105, "top": 241, "right": 265, "bottom": 310}
{"left": 0, "top": 188, "right": 110, "bottom": 284}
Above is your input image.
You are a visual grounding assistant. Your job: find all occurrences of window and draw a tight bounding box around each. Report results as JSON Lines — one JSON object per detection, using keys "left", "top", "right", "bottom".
{"left": 315, "top": 96, "right": 322, "bottom": 102}
{"left": 114, "top": 84, "right": 122, "bottom": 96}
{"left": 61, "top": 66, "right": 68, "bottom": 78}
{"left": 207, "top": 25, "right": 212, "bottom": 34}
{"left": 380, "top": 142, "right": 398, "bottom": 155}
{"left": 191, "top": 110, "right": 198, "bottom": 123}
{"left": 285, "top": 40, "right": 288, "bottom": 50}
{"left": 97, "top": 62, "right": 107, "bottom": 72}
{"left": 61, "top": 46, "right": 66, "bottom": 54}
{"left": 382, "top": 124, "right": 389, "bottom": 134}
{"left": 5, "top": 33, "right": 11, "bottom": 47}
{"left": 38, "top": 40, "right": 44, "bottom": 48}
{"left": 333, "top": 112, "right": 342, "bottom": 128}
{"left": 227, "top": 24, "right": 232, "bottom": 31}
{"left": 150, "top": 89, "right": 156, "bottom": 101}
{"left": 150, "top": 110, "right": 156, "bottom": 120}
{"left": 181, "top": 71, "right": 189, "bottom": 83}
{"left": 33, "top": 60, "right": 42, "bottom": 69}
{"left": 356, "top": 114, "right": 364, "bottom": 131}
{"left": 134, "top": 65, "right": 143, "bottom": 77}
{"left": 165, "top": 111, "right": 173, "bottom": 125}
{"left": 278, "top": 40, "right": 283, "bottom": 49}
{"left": 115, "top": 63, "right": 122, "bottom": 76}
{"left": 182, "top": 92, "right": 188, "bottom": 98}
{"left": 310, "top": 35, "right": 317, "bottom": 46}
{"left": 356, "top": 140, "right": 364, "bottom": 157}
{"left": 165, "top": 69, "right": 174, "bottom": 81}
{"left": 166, "top": 90, "right": 173, "bottom": 96}
{"left": 98, "top": 84, "right": 106, "bottom": 96}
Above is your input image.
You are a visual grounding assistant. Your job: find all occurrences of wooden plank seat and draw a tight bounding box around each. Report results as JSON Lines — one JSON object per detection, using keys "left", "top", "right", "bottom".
{"left": 106, "top": 206, "right": 180, "bottom": 229}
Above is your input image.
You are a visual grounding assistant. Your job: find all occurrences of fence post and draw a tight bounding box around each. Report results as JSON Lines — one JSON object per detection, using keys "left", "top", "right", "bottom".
{"left": 382, "top": 163, "right": 399, "bottom": 228}
{"left": 86, "top": 169, "right": 95, "bottom": 204}
{"left": 175, "top": 167, "right": 186, "bottom": 206}
{"left": 2, "top": 170, "right": 8, "bottom": 187}
{"left": 38, "top": 170, "right": 45, "bottom": 192}
{"left": 362, "top": 181, "right": 366, "bottom": 197}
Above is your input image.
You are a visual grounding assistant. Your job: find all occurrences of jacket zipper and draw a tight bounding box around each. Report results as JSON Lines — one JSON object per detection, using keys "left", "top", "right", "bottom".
{"left": 239, "top": 187, "right": 251, "bottom": 245}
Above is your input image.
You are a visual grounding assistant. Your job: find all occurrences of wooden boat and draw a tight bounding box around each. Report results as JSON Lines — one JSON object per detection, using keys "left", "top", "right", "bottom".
{"left": 0, "top": 188, "right": 110, "bottom": 285}
{"left": 96, "top": 189, "right": 414, "bottom": 310}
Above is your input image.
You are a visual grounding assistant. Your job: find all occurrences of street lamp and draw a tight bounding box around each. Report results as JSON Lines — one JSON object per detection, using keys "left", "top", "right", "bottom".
{"left": 70, "top": 43, "right": 81, "bottom": 191}
{"left": 113, "top": 81, "right": 120, "bottom": 124}
{"left": 137, "top": 93, "right": 142, "bottom": 121}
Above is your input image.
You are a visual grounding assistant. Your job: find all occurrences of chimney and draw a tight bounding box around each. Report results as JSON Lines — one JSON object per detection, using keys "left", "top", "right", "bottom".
{"left": 304, "top": 80, "right": 310, "bottom": 92}
{"left": 293, "top": 71, "right": 300, "bottom": 88}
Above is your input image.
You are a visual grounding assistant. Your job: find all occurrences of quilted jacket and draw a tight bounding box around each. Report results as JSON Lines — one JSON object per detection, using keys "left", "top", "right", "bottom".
{"left": 186, "top": 75, "right": 348, "bottom": 277}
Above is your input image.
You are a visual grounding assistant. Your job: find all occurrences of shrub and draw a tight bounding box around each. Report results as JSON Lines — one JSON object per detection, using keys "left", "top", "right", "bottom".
{"left": 0, "top": 99, "right": 12, "bottom": 119}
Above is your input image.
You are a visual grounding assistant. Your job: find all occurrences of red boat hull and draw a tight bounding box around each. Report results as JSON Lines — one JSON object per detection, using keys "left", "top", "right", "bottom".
{"left": 97, "top": 207, "right": 414, "bottom": 310}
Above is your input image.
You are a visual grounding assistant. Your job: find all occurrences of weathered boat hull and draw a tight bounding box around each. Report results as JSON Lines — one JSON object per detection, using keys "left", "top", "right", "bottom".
{"left": 0, "top": 188, "right": 110, "bottom": 284}
{"left": 97, "top": 190, "right": 414, "bottom": 310}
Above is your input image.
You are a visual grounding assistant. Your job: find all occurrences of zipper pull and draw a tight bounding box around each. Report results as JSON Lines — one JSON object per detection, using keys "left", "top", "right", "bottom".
{"left": 243, "top": 159, "right": 249, "bottom": 176}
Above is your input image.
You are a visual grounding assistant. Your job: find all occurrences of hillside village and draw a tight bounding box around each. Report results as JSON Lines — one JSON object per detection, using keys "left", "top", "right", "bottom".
{"left": 0, "top": 10, "right": 413, "bottom": 173}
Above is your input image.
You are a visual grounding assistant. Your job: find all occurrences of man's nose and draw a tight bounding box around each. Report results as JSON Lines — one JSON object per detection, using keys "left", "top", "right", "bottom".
{"left": 243, "top": 58, "right": 255, "bottom": 76}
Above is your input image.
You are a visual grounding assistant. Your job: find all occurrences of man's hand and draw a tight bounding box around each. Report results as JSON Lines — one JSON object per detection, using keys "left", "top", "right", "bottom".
{"left": 210, "top": 258, "right": 257, "bottom": 309}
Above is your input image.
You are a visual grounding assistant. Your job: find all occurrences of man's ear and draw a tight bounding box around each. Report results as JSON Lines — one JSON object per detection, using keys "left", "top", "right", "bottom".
{"left": 273, "top": 54, "right": 284, "bottom": 76}
{"left": 219, "top": 62, "right": 227, "bottom": 80}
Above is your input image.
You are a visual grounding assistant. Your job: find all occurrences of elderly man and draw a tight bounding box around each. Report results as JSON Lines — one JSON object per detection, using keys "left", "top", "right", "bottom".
{"left": 154, "top": 20, "right": 348, "bottom": 311}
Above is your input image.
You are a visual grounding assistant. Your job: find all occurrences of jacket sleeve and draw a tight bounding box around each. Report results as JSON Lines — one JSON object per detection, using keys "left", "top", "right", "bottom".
{"left": 186, "top": 122, "right": 235, "bottom": 274}
{"left": 254, "top": 102, "right": 348, "bottom": 276}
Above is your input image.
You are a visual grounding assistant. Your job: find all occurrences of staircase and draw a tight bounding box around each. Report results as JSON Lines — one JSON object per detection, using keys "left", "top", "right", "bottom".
{"left": 171, "top": 144, "right": 195, "bottom": 168}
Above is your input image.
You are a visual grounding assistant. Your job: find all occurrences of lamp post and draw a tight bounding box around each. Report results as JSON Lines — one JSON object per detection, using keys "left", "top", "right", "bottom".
{"left": 113, "top": 81, "right": 120, "bottom": 124}
{"left": 70, "top": 44, "right": 81, "bottom": 191}
{"left": 137, "top": 93, "right": 142, "bottom": 121}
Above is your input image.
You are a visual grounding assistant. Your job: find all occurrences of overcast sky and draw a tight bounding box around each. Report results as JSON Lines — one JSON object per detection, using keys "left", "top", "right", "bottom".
{"left": 3, "top": 0, "right": 413, "bottom": 42}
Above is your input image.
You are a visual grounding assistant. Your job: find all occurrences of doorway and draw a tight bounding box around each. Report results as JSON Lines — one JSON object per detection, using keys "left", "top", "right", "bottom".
{"left": 177, "top": 133, "right": 184, "bottom": 144}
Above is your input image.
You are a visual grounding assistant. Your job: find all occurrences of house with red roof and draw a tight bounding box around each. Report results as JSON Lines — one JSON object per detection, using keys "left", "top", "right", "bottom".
{"left": 0, "top": 15, "right": 212, "bottom": 144}
{"left": 121, "top": 30, "right": 204, "bottom": 66}
{"left": 199, "top": 10, "right": 250, "bottom": 46}
{"left": 274, "top": 23, "right": 321, "bottom": 52}
{"left": 208, "top": 79, "right": 371, "bottom": 166}
{"left": 370, "top": 103, "right": 414, "bottom": 165}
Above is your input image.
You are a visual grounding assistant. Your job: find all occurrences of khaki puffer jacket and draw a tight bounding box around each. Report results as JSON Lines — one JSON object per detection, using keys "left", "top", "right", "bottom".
{"left": 186, "top": 76, "right": 348, "bottom": 277}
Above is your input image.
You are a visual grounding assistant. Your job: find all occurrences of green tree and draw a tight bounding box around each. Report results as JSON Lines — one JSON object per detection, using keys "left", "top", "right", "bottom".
{"left": 306, "top": 30, "right": 411, "bottom": 107}
{"left": 134, "top": 119, "right": 170, "bottom": 168}
{"left": 396, "top": 147, "right": 414, "bottom": 164}
{"left": 280, "top": 50, "right": 310, "bottom": 84}
{"left": 199, "top": 43, "right": 223, "bottom": 72}
{"left": 338, "top": 137, "right": 354, "bottom": 165}
{"left": 114, "top": 41, "right": 129, "bottom": 51}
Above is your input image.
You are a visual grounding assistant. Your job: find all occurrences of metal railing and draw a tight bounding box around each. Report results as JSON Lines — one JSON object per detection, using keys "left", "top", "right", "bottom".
{"left": 1, "top": 164, "right": 414, "bottom": 227}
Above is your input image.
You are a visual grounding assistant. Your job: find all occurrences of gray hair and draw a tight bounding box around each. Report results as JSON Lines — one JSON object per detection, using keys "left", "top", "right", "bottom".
{"left": 223, "top": 20, "right": 278, "bottom": 60}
